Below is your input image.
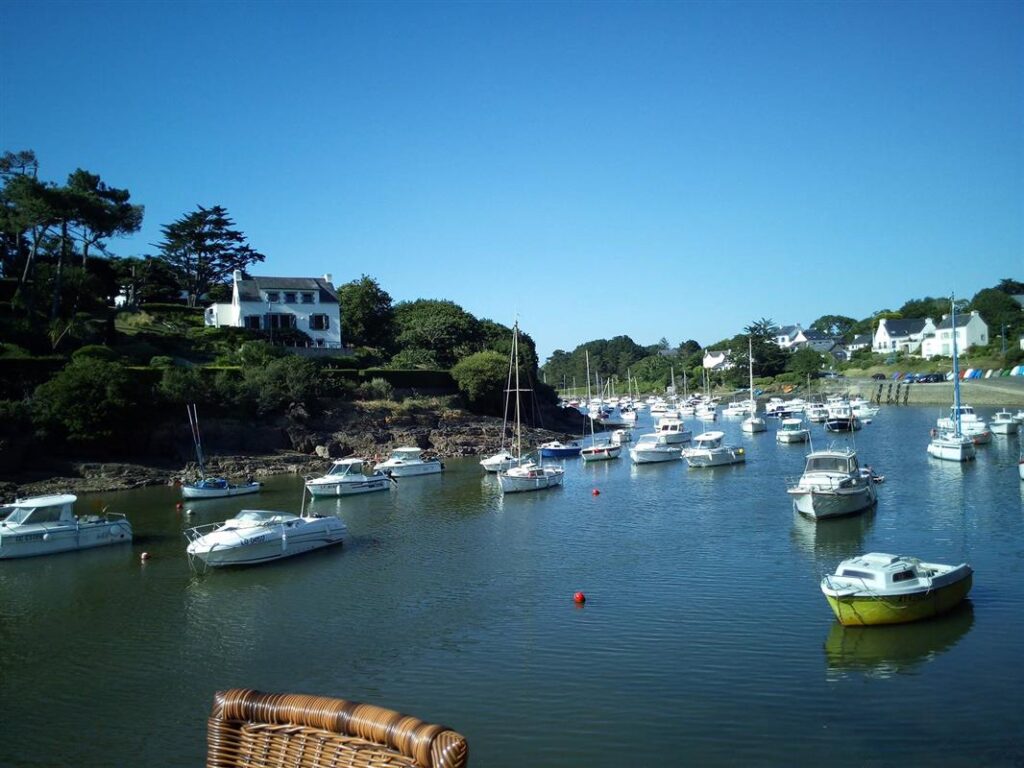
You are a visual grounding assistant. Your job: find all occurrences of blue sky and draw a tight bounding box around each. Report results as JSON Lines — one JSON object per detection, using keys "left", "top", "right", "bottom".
{"left": 2, "top": 1, "right": 1021, "bottom": 360}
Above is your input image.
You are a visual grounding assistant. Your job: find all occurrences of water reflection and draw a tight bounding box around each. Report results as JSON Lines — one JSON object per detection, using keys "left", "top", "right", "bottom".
{"left": 824, "top": 601, "right": 974, "bottom": 680}
{"left": 790, "top": 508, "right": 875, "bottom": 561}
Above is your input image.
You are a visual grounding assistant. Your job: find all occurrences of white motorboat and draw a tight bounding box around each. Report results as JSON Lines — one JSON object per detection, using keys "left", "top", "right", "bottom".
{"left": 610, "top": 428, "right": 632, "bottom": 445}
{"left": 927, "top": 298, "right": 978, "bottom": 463}
{"left": 185, "top": 510, "right": 346, "bottom": 568}
{"left": 937, "top": 405, "right": 990, "bottom": 443}
{"left": 182, "top": 477, "right": 262, "bottom": 499}
{"left": 787, "top": 448, "right": 877, "bottom": 519}
{"left": 821, "top": 553, "right": 972, "bottom": 626}
{"left": 480, "top": 450, "right": 521, "bottom": 473}
{"left": 806, "top": 403, "right": 829, "bottom": 423}
{"left": 498, "top": 321, "right": 564, "bottom": 494}
{"left": 0, "top": 494, "right": 132, "bottom": 559}
{"left": 776, "top": 418, "right": 810, "bottom": 444}
{"left": 722, "top": 399, "right": 754, "bottom": 417}
{"left": 375, "top": 447, "right": 444, "bottom": 477}
{"left": 653, "top": 416, "right": 692, "bottom": 445}
{"left": 990, "top": 410, "right": 1018, "bottom": 435}
{"left": 824, "top": 403, "right": 861, "bottom": 432}
{"left": 629, "top": 433, "right": 682, "bottom": 464}
{"left": 181, "top": 404, "right": 261, "bottom": 499}
{"left": 682, "top": 431, "right": 746, "bottom": 468}
{"left": 305, "top": 458, "right": 393, "bottom": 497}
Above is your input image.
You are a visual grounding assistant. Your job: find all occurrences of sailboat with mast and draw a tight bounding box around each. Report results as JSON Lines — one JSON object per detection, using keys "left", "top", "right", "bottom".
{"left": 741, "top": 337, "right": 766, "bottom": 433}
{"left": 181, "top": 404, "right": 262, "bottom": 499}
{"left": 480, "top": 334, "right": 523, "bottom": 473}
{"left": 498, "top": 322, "right": 566, "bottom": 494}
{"left": 581, "top": 352, "right": 622, "bottom": 462}
{"left": 927, "top": 297, "right": 976, "bottom": 462}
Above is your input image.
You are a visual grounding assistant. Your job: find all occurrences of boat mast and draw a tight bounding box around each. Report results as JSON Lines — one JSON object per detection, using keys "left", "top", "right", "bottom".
{"left": 187, "top": 403, "right": 207, "bottom": 479}
{"left": 586, "top": 351, "right": 594, "bottom": 442}
{"left": 748, "top": 337, "right": 755, "bottom": 411}
{"left": 951, "top": 295, "right": 962, "bottom": 438}
{"left": 512, "top": 322, "right": 523, "bottom": 461}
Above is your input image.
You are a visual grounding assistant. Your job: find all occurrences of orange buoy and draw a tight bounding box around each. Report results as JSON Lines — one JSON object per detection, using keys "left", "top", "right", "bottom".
{"left": 140, "top": 552, "right": 150, "bottom": 562}
{"left": 592, "top": 488, "right": 600, "bottom": 496}
{"left": 573, "top": 591, "right": 586, "bottom": 604}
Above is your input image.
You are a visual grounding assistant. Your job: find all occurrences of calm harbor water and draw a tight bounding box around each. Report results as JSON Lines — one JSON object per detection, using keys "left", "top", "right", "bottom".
{"left": 2, "top": 405, "right": 1023, "bottom": 766}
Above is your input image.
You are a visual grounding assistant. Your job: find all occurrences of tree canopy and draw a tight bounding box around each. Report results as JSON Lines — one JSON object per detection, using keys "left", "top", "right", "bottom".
{"left": 338, "top": 274, "right": 394, "bottom": 349}
{"left": 156, "top": 204, "right": 264, "bottom": 307}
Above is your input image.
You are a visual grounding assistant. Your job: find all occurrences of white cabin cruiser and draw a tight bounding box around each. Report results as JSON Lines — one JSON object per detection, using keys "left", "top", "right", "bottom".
{"left": 776, "top": 418, "right": 810, "bottom": 444}
{"left": 787, "top": 448, "right": 877, "bottom": 519}
{"left": 629, "top": 432, "right": 682, "bottom": 464}
{"left": 682, "top": 431, "right": 745, "bottom": 468}
{"left": 991, "top": 410, "right": 1018, "bottom": 435}
{"left": 185, "top": 510, "right": 346, "bottom": 567}
{"left": 653, "top": 417, "right": 692, "bottom": 444}
{"left": 305, "top": 458, "right": 393, "bottom": 497}
{"left": 0, "top": 494, "right": 132, "bottom": 559}
{"left": 375, "top": 447, "right": 444, "bottom": 477}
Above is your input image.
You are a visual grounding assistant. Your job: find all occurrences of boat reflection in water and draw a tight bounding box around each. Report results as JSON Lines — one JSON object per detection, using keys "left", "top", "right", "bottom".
{"left": 790, "top": 508, "right": 875, "bottom": 560}
{"left": 824, "top": 601, "right": 974, "bottom": 681}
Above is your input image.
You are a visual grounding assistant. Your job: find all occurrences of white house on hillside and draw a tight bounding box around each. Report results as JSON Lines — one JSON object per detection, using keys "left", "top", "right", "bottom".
{"left": 919, "top": 311, "right": 989, "bottom": 358}
{"left": 703, "top": 350, "right": 732, "bottom": 370}
{"left": 872, "top": 317, "right": 936, "bottom": 355}
{"left": 204, "top": 271, "right": 342, "bottom": 348}
{"left": 775, "top": 325, "right": 803, "bottom": 349}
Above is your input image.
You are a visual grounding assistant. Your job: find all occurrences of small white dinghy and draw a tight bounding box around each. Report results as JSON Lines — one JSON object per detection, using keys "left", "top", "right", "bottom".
{"left": 185, "top": 509, "right": 346, "bottom": 568}
{"left": 0, "top": 494, "right": 132, "bottom": 559}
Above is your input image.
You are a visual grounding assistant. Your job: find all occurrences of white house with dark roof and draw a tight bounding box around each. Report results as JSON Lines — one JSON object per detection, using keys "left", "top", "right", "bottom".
{"left": 703, "top": 350, "right": 732, "bottom": 370}
{"left": 919, "top": 311, "right": 988, "bottom": 358}
{"left": 775, "top": 325, "right": 803, "bottom": 349}
{"left": 790, "top": 328, "right": 839, "bottom": 353}
{"left": 872, "top": 317, "right": 936, "bottom": 355}
{"left": 846, "top": 334, "right": 872, "bottom": 353}
{"left": 204, "top": 270, "right": 342, "bottom": 348}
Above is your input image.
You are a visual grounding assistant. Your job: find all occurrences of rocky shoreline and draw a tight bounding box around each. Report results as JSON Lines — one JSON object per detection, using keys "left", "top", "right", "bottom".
{"left": 0, "top": 398, "right": 587, "bottom": 501}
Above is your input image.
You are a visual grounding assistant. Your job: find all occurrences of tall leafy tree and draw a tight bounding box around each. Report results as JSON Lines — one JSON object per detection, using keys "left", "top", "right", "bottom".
{"left": 809, "top": 314, "right": 857, "bottom": 339}
{"left": 65, "top": 169, "right": 143, "bottom": 267}
{"left": 156, "top": 205, "right": 265, "bottom": 306}
{"left": 392, "top": 299, "right": 482, "bottom": 368}
{"left": 337, "top": 274, "right": 394, "bottom": 349}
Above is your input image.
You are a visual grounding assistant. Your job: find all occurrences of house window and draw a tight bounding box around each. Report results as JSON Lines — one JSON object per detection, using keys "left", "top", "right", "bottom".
{"left": 266, "top": 313, "right": 296, "bottom": 330}
{"left": 302, "top": 292, "right": 315, "bottom": 304}
{"left": 310, "top": 314, "right": 330, "bottom": 331}
{"left": 244, "top": 316, "right": 261, "bottom": 330}
{"left": 265, "top": 291, "right": 279, "bottom": 302}
{"left": 283, "top": 292, "right": 297, "bottom": 303}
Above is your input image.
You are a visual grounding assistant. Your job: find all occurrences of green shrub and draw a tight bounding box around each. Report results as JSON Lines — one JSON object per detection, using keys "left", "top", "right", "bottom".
{"left": 71, "top": 344, "right": 118, "bottom": 363}
{"left": 149, "top": 355, "right": 175, "bottom": 368}
{"left": 357, "top": 377, "right": 395, "bottom": 401}
{"left": 31, "top": 358, "right": 138, "bottom": 444}
{"left": 158, "top": 366, "right": 206, "bottom": 404}
{"left": 0, "top": 342, "right": 31, "bottom": 358}
{"left": 452, "top": 350, "right": 508, "bottom": 413}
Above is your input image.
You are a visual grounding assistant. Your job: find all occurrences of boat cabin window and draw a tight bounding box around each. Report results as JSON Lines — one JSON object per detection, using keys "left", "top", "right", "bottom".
{"left": 807, "top": 456, "right": 852, "bottom": 473}
{"left": 892, "top": 570, "right": 917, "bottom": 582}
{"left": 839, "top": 569, "right": 875, "bottom": 580}
{"left": 5, "top": 504, "right": 65, "bottom": 525}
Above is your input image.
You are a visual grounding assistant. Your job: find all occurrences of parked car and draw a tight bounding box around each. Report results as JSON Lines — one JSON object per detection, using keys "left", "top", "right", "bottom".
{"left": 870, "top": 373, "right": 886, "bottom": 381}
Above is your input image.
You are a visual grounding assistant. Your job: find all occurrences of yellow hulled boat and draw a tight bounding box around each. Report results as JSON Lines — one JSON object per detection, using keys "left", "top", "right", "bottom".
{"left": 820, "top": 552, "right": 972, "bottom": 626}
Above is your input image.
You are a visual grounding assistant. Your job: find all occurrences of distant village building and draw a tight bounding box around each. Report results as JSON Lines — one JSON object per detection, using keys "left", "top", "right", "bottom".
{"left": 703, "top": 350, "right": 732, "bottom": 370}
{"left": 204, "top": 271, "right": 342, "bottom": 348}
{"left": 774, "top": 325, "right": 803, "bottom": 350}
{"left": 919, "top": 311, "right": 989, "bottom": 358}
{"left": 872, "top": 317, "right": 936, "bottom": 355}
{"left": 846, "top": 334, "right": 872, "bottom": 353}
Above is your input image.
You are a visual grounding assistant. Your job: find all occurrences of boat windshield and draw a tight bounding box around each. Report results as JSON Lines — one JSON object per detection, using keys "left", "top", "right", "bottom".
{"left": 2, "top": 504, "right": 64, "bottom": 525}
{"left": 327, "top": 462, "right": 360, "bottom": 477}
{"left": 806, "top": 456, "right": 854, "bottom": 473}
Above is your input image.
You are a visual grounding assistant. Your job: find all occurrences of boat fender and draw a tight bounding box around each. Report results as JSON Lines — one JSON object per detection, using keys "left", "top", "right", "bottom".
{"left": 281, "top": 533, "right": 287, "bottom": 551}
{"left": 930, "top": 428, "right": 938, "bottom": 438}
{"left": 737, "top": 448, "right": 745, "bottom": 454}
{"left": 42, "top": 533, "right": 50, "bottom": 541}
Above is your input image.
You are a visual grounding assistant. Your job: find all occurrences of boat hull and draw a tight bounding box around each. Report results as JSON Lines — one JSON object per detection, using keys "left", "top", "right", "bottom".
{"left": 305, "top": 477, "right": 390, "bottom": 496}
{"left": 377, "top": 462, "right": 443, "bottom": 477}
{"left": 825, "top": 418, "right": 861, "bottom": 432}
{"left": 581, "top": 445, "right": 621, "bottom": 462}
{"left": 927, "top": 437, "right": 976, "bottom": 462}
{"left": 776, "top": 431, "right": 809, "bottom": 444}
{"left": 181, "top": 482, "right": 261, "bottom": 499}
{"left": 498, "top": 467, "right": 565, "bottom": 493}
{"left": 0, "top": 518, "right": 132, "bottom": 559}
{"left": 789, "top": 484, "right": 877, "bottom": 519}
{"left": 187, "top": 521, "right": 346, "bottom": 567}
{"left": 683, "top": 449, "right": 745, "bottom": 468}
{"left": 629, "top": 446, "right": 681, "bottom": 464}
{"left": 539, "top": 446, "right": 582, "bottom": 458}
{"left": 824, "top": 572, "right": 972, "bottom": 626}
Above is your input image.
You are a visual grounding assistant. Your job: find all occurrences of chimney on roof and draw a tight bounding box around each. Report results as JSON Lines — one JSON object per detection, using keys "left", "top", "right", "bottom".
{"left": 323, "top": 273, "right": 333, "bottom": 284}
{"left": 233, "top": 269, "right": 242, "bottom": 282}
{"left": 970, "top": 310, "right": 979, "bottom": 316}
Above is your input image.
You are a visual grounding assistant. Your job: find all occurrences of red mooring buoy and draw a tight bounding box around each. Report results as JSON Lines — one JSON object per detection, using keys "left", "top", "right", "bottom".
{"left": 573, "top": 591, "right": 586, "bottom": 604}
{"left": 592, "top": 488, "right": 600, "bottom": 496}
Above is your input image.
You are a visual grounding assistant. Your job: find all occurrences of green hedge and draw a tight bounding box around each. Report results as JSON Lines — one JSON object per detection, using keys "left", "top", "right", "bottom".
{"left": 359, "top": 368, "right": 456, "bottom": 391}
